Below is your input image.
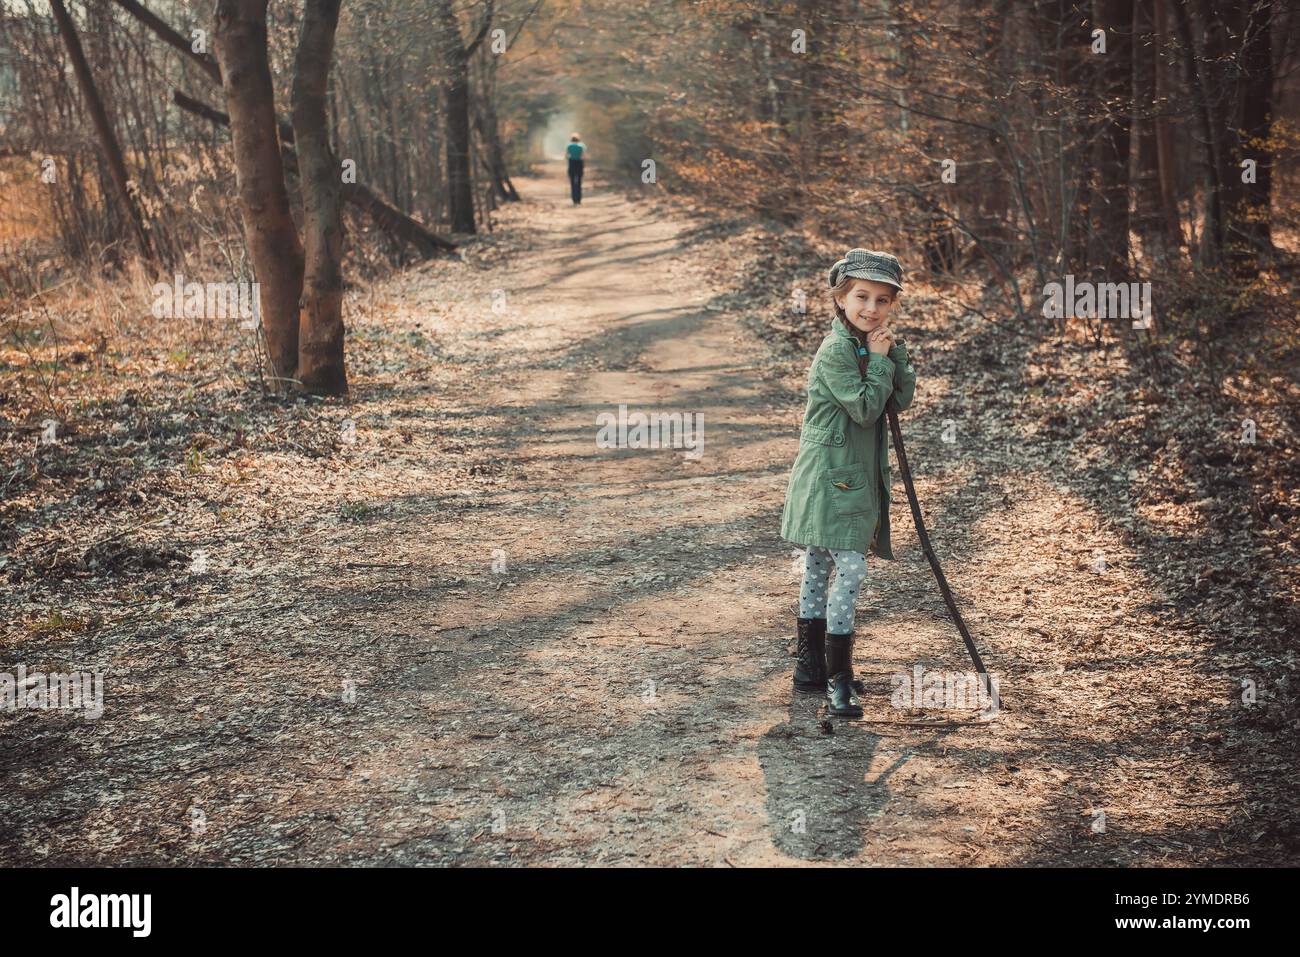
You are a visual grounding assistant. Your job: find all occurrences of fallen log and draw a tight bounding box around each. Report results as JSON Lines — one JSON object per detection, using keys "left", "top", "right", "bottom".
{"left": 111, "top": 0, "right": 221, "bottom": 83}
{"left": 173, "top": 90, "right": 455, "bottom": 255}
{"left": 114, "top": 0, "right": 454, "bottom": 256}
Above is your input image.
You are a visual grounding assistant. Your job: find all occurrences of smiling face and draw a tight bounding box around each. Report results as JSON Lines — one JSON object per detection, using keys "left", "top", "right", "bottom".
{"left": 835, "top": 278, "right": 899, "bottom": 336}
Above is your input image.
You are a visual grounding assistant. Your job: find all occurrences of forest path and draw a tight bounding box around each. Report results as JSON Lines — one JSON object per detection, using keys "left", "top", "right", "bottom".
{"left": 285, "top": 161, "right": 1246, "bottom": 865}
{"left": 4, "top": 160, "right": 1267, "bottom": 866}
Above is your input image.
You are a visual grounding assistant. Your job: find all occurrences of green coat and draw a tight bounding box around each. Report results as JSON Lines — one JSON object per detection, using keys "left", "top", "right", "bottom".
{"left": 779, "top": 316, "right": 917, "bottom": 559}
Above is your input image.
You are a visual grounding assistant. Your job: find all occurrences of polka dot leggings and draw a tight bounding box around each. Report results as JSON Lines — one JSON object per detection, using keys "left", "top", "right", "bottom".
{"left": 798, "top": 545, "right": 869, "bottom": 634}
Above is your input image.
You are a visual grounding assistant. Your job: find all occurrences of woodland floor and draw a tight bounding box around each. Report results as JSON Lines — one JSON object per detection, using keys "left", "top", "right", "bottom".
{"left": 2, "top": 160, "right": 1298, "bottom": 866}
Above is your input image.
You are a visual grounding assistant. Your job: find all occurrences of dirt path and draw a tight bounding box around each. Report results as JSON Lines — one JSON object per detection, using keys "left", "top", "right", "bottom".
{"left": 3, "top": 160, "right": 1290, "bottom": 866}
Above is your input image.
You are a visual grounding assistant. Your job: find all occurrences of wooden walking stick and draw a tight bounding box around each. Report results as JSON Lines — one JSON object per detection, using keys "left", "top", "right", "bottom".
{"left": 884, "top": 397, "right": 995, "bottom": 698}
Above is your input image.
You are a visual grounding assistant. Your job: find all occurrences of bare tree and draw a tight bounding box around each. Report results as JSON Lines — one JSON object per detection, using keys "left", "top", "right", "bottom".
{"left": 293, "top": 0, "right": 348, "bottom": 394}
{"left": 1091, "top": 0, "right": 1135, "bottom": 278}
{"left": 110, "top": 0, "right": 456, "bottom": 257}
{"left": 214, "top": 0, "right": 306, "bottom": 388}
{"left": 49, "top": 0, "right": 157, "bottom": 263}
{"left": 1132, "top": 0, "right": 1188, "bottom": 259}
{"left": 435, "top": 0, "right": 487, "bottom": 234}
{"left": 1229, "top": 0, "right": 1277, "bottom": 276}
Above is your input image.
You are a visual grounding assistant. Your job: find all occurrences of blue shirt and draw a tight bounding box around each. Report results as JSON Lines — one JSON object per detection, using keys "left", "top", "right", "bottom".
{"left": 566, "top": 142, "right": 586, "bottom": 160}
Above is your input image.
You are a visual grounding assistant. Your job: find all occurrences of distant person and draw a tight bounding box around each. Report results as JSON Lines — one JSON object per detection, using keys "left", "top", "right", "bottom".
{"left": 566, "top": 133, "right": 586, "bottom": 204}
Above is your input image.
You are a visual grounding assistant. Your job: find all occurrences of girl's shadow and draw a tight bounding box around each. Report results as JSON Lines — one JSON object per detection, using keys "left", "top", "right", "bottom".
{"left": 757, "top": 693, "right": 891, "bottom": 861}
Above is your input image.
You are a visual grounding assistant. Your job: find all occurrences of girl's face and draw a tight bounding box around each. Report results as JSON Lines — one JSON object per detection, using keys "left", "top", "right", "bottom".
{"left": 836, "top": 278, "right": 898, "bottom": 336}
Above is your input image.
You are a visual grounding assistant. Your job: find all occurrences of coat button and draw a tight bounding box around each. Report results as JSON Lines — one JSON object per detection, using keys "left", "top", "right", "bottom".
{"left": 834, "top": 434, "right": 844, "bottom": 445}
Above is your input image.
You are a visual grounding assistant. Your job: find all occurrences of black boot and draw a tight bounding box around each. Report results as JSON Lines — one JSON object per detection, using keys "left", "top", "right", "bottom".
{"left": 825, "top": 632, "right": 863, "bottom": 718}
{"left": 792, "top": 617, "right": 827, "bottom": 693}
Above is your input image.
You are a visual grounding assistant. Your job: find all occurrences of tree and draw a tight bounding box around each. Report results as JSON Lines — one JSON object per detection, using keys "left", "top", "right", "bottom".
{"left": 49, "top": 0, "right": 157, "bottom": 264}
{"left": 1091, "top": 0, "right": 1135, "bottom": 278}
{"left": 215, "top": 0, "right": 305, "bottom": 389}
{"left": 1132, "top": 0, "right": 1188, "bottom": 259}
{"left": 435, "top": 0, "right": 478, "bottom": 234}
{"left": 1228, "top": 0, "right": 1277, "bottom": 276}
{"left": 293, "top": 0, "right": 348, "bottom": 394}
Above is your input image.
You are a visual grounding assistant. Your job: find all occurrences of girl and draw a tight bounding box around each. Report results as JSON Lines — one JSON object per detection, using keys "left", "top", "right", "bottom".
{"left": 779, "top": 249, "right": 917, "bottom": 718}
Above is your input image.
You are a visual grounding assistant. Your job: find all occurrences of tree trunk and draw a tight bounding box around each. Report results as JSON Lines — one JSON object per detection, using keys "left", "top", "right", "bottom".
{"left": 1171, "top": 0, "right": 1226, "bottom": 267}
{"left": 435, "top": 0, "right": 476, "bottom": 234}
{"left": 1152, "top": 0, "right": 1187, "bottom": 253}
{"left": 473, "top": 62, "right": 520, "bottom": 202}
{"left": 1091, "top": 0, "right": 1134, "bottom": 278}
{"left": 1133, "top": 0, "right": 1169, "bottom": 257}
{"left": 1200, "top": 0, "right": 1249, "bottom": 272}
{"left": 1059, "top": 4, "right": 1096, "bottom": 277}
{"left": 974, "top": 3, "right": 1013, "bottom": 268}
{"left": 791, "top": 0, "right": 840, "bottom": 226}
{"left": 215, "top": 0, "right": 305, "bottom": 388}
{"left": 49, "top": 0, "right": 156, "bottom": 263}
{"left": 292, "top": 0, "right": 348, "bottom": 395}
{"left": 1228, "top": 0, "right": 1275, "bottom": 276}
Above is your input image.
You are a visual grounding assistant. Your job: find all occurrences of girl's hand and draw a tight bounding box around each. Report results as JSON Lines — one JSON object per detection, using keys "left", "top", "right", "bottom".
{"left": 867, "top": 327, "right": 896, "bottom": 355}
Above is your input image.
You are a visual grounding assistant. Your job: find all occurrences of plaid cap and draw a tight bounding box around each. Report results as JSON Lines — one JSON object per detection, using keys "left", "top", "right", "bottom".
{"left": 828, "top": 248, "right": 904, "bottom": 292}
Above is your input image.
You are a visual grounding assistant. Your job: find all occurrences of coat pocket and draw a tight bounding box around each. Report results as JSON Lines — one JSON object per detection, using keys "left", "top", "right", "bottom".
{"left": 800, "top": 423, "right": 845, "bottom": 447}
{"left": 823, "top": 463, "right": 873, "bottom": 516}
